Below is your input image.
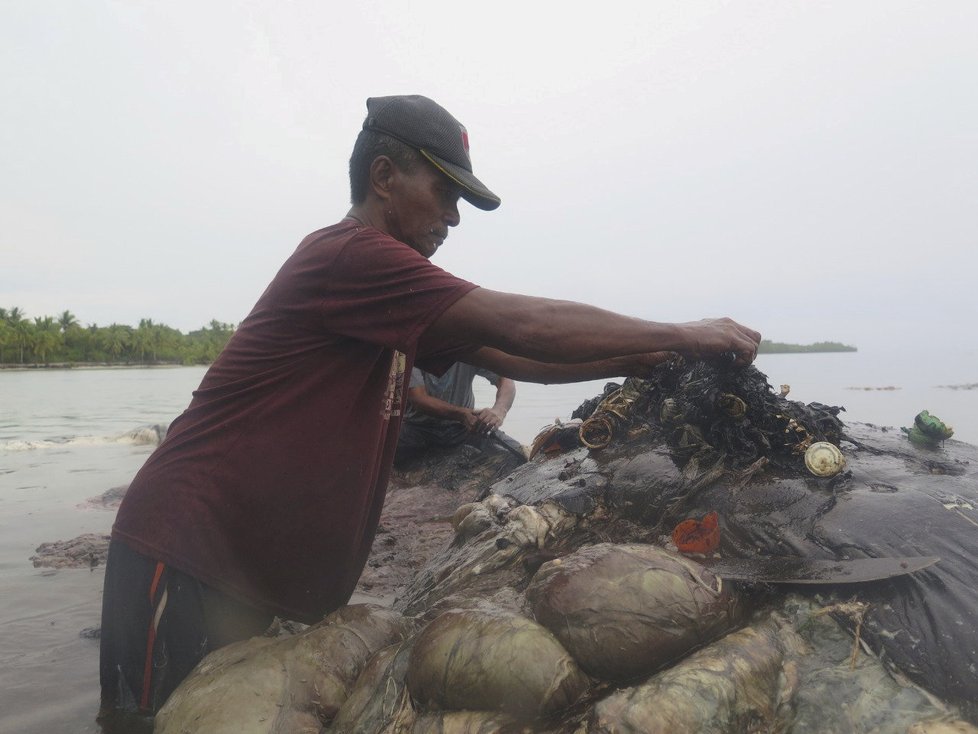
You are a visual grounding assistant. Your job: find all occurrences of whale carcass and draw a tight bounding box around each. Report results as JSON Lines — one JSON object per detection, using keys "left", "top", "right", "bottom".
{"left": 156, "top": 360, "right": 978, "bottom": 733}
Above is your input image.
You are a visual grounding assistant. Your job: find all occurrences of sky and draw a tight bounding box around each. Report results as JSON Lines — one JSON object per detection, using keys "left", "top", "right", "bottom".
{"left": 1, "top": 0, "right": 975, "bottom": 351}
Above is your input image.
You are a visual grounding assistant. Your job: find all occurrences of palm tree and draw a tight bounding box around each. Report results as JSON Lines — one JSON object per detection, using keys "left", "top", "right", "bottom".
{"left": 58, "top": 310, "right": 79, "bottom": 334}
{"left": 135, "top": 318, "right": 171, "bottom": 363}
{"left": 13, "top": 319, "right": 34, "bottom": 364}
{"left": 56, "top": 310, "right": 82, "bottom": 359}
{"left": 2, "top": 309, "right": 29, "bottom": 363}
{"left": 83, "top": 323, "right": 100, "bottom": 361}
{"left": 0, "top": 308, "right": 16, "bottom": 364}
{"left": 101, "top": 324, "right": 133, "bottom": 363}
{"left": 0, "top": 319, "right": 10, "bottom": 364}
{"left": 134, "top": 319, "right": 155, "bottom": 363}
{"left": 156, "top": 323, "right": 183, "bottom": 362}
{"left": 32, "top": 316, "right": 63, "bottom": 365}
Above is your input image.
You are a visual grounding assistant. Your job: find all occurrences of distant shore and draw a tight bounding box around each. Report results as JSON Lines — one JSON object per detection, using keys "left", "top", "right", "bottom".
{"left": 757, "top": 340, "right": 857, "bottom": 354}
{"left": 0, "top": 362, "right": 189, "bottom": 371}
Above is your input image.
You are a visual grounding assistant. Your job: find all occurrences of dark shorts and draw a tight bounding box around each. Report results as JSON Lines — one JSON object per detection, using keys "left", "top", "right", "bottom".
{"left": 98, "top": 539, "right": 273, "bottom": 725}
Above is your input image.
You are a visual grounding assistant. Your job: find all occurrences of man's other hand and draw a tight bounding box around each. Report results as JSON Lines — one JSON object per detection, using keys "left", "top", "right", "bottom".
{"left": 471, "top": 407, "right": 505, "bottom": 434}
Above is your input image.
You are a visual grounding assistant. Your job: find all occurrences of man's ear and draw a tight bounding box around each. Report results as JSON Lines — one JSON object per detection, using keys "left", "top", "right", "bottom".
{"left": 369, "top": 156, "right": 396, "bottom": 200}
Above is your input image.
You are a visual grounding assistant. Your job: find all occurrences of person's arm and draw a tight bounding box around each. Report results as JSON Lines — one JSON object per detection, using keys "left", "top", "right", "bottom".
{"left": 472, "top": 376, "right": 516, "bottom": 433}
{"left": 421, "top": 287, "right": 761, "bottom": 368}
{"left": 464, "top": 347, "right": 678, "bottom": 385}
{"left": 405, "top": 385, "right": 480, "bottom": 433}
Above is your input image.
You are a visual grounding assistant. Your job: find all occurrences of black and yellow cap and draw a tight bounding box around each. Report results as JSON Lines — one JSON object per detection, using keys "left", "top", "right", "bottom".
{"left": 363, "top": 95, "right": 501, "bottom": 211}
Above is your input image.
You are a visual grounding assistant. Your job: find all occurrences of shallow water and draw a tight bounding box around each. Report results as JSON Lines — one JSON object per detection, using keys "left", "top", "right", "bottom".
{"left": 0, "top": 350, "right": 975, "bottom": 732}
{"left": 0, "top": 567, "right": 105, "bottom": 733}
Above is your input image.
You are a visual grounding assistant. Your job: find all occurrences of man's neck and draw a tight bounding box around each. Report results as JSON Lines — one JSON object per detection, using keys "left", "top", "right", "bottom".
{"left": 345, "top": 204, "right": 385, "bottom": 233}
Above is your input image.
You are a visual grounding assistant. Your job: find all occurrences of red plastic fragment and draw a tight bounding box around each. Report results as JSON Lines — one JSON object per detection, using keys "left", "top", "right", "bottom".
{"left": 672, "top": 511, "right": 720, "bottom": 554}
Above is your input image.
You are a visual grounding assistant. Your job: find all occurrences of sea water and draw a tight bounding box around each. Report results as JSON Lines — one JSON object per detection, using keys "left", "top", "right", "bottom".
{"left": 0, "top": 349, "right": 976, "bottom": 732}
{"left": 0, "top": 367, "right": 207, "bottom": 734}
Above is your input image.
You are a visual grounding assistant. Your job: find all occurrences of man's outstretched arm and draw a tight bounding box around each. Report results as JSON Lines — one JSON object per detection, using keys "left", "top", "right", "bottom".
{"left": 422, "top": 287, "right": 760, "bottom": 368}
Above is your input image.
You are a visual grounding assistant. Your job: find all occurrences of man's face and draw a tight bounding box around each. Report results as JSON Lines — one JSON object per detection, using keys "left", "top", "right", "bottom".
{"left": 387, "top": 161, "right": 462, "bottom": 259}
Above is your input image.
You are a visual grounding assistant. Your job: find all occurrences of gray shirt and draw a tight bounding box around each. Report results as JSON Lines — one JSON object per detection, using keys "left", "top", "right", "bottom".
{"left": 402, "top": 362, "right": 502, "bottom": 445}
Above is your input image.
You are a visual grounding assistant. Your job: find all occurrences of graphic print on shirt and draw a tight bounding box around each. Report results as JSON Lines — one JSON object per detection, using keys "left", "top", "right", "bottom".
{"left": 382, "top": 350, "right": 407, "bottom": 419}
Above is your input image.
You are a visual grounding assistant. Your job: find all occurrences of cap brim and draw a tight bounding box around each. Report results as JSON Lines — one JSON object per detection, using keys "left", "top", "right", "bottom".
{"left": 420, "top": 150, "right": 501, "bottom": 211}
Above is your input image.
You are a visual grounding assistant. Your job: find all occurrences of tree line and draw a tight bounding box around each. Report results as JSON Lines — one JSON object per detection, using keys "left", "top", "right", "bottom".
{"left": 0, "top": 308, "right": 235, "bottom": 367}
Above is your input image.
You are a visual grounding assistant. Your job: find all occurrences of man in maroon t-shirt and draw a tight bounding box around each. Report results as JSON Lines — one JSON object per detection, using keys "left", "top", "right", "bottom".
{"left": 99, "top": 95, "right": 761, "bottom": 722}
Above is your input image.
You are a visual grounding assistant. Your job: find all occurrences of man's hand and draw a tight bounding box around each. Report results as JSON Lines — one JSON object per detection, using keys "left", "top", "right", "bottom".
{"left": 471, "top": 407, "right": 506, "bottom": 435}
{"left": 677, "top": 318, "right": 761, "bottom": 366}
{"left": 459, "top": 410, "right": 482, "bottom": 434}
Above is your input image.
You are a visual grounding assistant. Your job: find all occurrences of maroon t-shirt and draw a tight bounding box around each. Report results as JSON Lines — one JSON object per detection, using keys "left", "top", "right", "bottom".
{"left": 112, "top": 219, "right": 477, "bottom": 622}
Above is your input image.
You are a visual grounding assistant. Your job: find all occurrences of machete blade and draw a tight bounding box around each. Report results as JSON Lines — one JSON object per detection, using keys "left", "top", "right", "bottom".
{"left": 703, "top": 555, "right": 940, "bottom": 585}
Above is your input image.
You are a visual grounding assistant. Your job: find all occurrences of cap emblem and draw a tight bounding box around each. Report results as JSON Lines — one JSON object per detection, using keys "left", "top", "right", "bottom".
{"left": 460, "top": 127, "right": 470, "bottom": 153}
